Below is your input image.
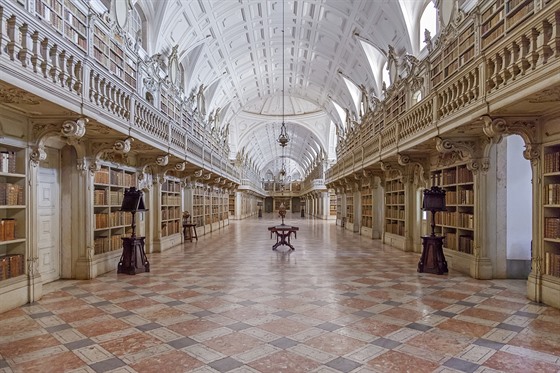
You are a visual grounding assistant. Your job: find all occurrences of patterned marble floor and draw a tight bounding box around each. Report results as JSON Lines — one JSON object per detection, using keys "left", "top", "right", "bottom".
{"left": 1, "top": 214, "right": 559, "bottom": 373}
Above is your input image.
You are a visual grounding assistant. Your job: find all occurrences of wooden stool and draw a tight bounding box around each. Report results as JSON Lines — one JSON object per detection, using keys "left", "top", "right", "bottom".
{"left": 183, "top": 223, "right": 198, "bottom": 242}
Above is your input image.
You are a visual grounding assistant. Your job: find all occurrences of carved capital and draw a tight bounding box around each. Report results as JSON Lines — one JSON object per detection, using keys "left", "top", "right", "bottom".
{"left": 436, "top": 136, "right": 491, "bottom": 174}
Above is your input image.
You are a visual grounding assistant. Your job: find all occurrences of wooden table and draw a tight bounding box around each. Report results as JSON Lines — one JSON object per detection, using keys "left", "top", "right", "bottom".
{"left": 268, "top": 224, "right": 299, "bottom": 250}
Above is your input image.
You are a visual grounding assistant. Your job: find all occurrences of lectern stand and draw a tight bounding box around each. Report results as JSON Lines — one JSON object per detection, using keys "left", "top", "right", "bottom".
{"left": 418, "top": 186, "right": 448, "bottom": 275}
{"left": 118, "top": 187, "right": 150, "bottom": 275}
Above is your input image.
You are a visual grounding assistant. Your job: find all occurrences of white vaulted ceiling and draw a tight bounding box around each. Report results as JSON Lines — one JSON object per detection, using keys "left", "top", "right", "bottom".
{"left": 135, "top": 0, "right": 423, "bottom": 179}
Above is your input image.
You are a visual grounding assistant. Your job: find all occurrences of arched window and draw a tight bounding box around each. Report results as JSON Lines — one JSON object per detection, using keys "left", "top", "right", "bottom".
{"left": 419, "top": 2, "right": 438, "bottom": 51}
{"left": 412, "top": 90, "right": 422, "bottom": 105}
{"left": 382, "top": 61, "right": 390, "bottom": 91}
{"left": 128, "top": 5, "right": 147, "bottom": 51}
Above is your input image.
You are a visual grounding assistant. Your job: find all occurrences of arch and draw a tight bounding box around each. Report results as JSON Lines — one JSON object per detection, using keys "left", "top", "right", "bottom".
{"left": 419, "top": 1, "right": 438, "bottom": 51}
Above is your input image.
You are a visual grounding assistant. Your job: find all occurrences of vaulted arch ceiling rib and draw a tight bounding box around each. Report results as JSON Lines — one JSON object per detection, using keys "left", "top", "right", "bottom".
{"left": 136, "top": 0, "right": 416, "bottom": 179}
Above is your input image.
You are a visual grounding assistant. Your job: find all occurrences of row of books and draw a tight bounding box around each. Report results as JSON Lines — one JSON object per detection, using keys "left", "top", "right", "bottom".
{"left": 0, "top": 219, "right": 17, "bottom": 241}
{"left": 161, "top": 221, "right": 180, "bottom": 236}
{"left": 385, "top": 181, "right": 404, "bottom": 192}
{"left": 544, "top": 251, "right": 560, "bottom": 277}
{"left": 544, "top": 217, "right": 560, "bottom": 239}
{"left": 0, "top": 151, "right": 17, "bottom": 174}
{"left": 93, "top": 234, "right": 123, "bottom": 255}
{"left": 505, "top": 2, "right": 534, "bottom": 29}
{"left": 94, "top": 169, "right": 135, "bottom": 186}
{"left": 162, "top": 207, "right": 180, "bottom": 220}
{"left": 545, "top": 184, "right": 560, "bottom": 205}
{"left": 386, "top": 207, "right": 405, "bottom": 220}
{"left": 94, "top": 212, "right": 132, "bottom": 229}
{"left": 94, "top": 190, "right": 124, "bottom": 206}
{"left": 544, "top": 151, "right": 560, "bottom": 173}
{"left": 386, "top": 222, "right": 404, "bottom": 236}
{"left": 385, "top": 194, "right": 405, "bottom": 205}
{"left": 162, "top": 181, "right": 182, "bottom": 193}
{"left": 445, "top": 190, "right": 474, "bottom": 205}
{"left": 0, "top": 254, "right": 25, "bottom": 281}
{"left": 0, "top": 183, "right": 24, "bottom": 205}
{"left": 162, "top": 195, "right": 181, "bottom": 205}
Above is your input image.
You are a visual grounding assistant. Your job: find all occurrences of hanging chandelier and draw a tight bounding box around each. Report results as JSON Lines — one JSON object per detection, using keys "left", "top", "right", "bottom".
{"left": 277, "top": 0, "right": 289, "bottom": 148}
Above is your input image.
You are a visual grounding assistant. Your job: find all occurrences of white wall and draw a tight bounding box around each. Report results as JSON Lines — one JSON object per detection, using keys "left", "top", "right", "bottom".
{"left": 506, "top": 136, "right": 532, "bottom": 260}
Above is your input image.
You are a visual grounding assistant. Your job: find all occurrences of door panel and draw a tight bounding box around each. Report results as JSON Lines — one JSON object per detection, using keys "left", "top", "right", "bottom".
{"left": 37, "top": 149, "right": 60, "bottom": 283}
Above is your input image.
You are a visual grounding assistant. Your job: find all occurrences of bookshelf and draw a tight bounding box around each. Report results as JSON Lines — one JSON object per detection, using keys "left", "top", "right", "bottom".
{"left": 0, "top": 145, "right": 27, "bottom": 283}
{"left": 386, "top": 90, "right": 405, "bottom": 123}
{"left": 361, "top": 187, "right": 373, "bottom": 229}
{"left": 505, "top": 0, "right": 534, "bottom": 30}
{"left": 35, "top": 0, "right": 87, "bottom": 50}
{"left": 336, "top": 194, "right": 342, "bottom": 221}
{"left": 35, "top": 0, "right": 64, "bottom": 34}
{"left": 458, "top": 24, "right": 475, "bottom": 67}
{"left": 384, "top": 178, "right": 405, "bottom": 237}
{"left": 543, "top": 143, "right": 560, "bottom": 279}
{"left": 480, "top": 0, "right": 505, "bottom": 50}
{"left": 192, "top": 184, "right": 205, "bottom": 229}
{"left": 93, "top": 165, "right": 136, "bottom": 255}
{"left": 93, "top": 25, "right": 110, "bottom": 68}
{"left": 221, "top": 192, "right": 229, "bottom": 222}
{"left": 229, "top": 193, "right": 235, "bottom": 217}
{"left": 346, "top": 194, "right": 354, "bottom": 225}
{"left": 161, "top": 178, "right": 181, "bottom": 238}
{"left": 431, "top": 164, "right": 475, "bottom": 254}
{"left": 329, "top": 191, "right": 337, "bottom": 217}
{"left": 204, "top": 189, "right": 211, "bottom": 228}
{"left": 211, "top": 189, "right": 220, "bottom": 230}
{"left": 431, "top": 52, "right": 444, "bottom": 88}
{"left": 62, "top": 0, "right": 87, "bottom": 50}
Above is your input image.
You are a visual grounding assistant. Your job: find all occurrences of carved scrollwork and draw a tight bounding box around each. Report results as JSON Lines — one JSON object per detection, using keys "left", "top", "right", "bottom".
{"left": 194, "top": 169, "right": 204, "bottom": 178}
{"left": 61, "top": 117, "right": 88, "bottom": 140}
{"left": 435, "top": 136, "right": 491, "bottom": 174}
{"left": 156, "top": 154, "right": 169, "bottom": 167}
{"left": 113, "top": 137, "right": 133, "bottom": 153}
{"left": 30, "top": 147, "right": 47, "bottom": 167}
{"left": 174, "top": 162, "right": 186, "bottom": 172}
{"left": 480, "top": 115, "right": 540, "bottom": 164}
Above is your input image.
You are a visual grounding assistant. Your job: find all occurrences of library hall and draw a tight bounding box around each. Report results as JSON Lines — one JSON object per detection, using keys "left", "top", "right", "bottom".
{"left": 1, "top": 0, "right": 560, "bottom": 372}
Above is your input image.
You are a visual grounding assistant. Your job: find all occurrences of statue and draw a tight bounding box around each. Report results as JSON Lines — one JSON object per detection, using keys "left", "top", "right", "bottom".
{"left": 359, "top": 84, "right": 369, "bottom": 117}
{"left": 197, "top": 84, "right": 206, "bottom": 117}
{"left": 345, "top": 108, "right": 352, "bottom": 130}
{"left": 424, "top": 28, "right": 433, "bottom": 52}
{"left": 214, "top": 107, "right": 221, "bottom": 127}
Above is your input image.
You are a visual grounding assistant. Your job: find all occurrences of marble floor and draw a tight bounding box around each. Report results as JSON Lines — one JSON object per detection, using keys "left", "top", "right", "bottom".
{"left": 1, "top": 215, "right": 559, "bottom": 373}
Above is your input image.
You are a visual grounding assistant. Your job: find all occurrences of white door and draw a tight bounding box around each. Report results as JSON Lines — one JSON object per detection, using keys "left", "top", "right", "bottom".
{"left": 37, "top": 148, "right": 61, "bottom": 283}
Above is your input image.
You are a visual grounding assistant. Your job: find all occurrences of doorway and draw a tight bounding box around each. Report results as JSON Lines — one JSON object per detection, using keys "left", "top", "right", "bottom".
{"left": 37, "top": 147, "right": 61, "bottom": 283}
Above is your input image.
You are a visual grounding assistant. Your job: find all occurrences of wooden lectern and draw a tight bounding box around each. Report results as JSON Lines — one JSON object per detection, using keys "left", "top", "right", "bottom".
{"left": 118, "top": 187, "right": 150, "bottom": 275}
{"left": 418, "top": 186, "right": 448, "bottom": 275}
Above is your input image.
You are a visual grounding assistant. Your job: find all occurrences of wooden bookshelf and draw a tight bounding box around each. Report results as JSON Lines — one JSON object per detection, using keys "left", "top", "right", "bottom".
{"left": 192, "top": 184, "right": 205, "bottom": 229}
{"left": 62, "top": 0, "right": 87, "bottom": 50}
{"left": 458, "top": 24, "right": 475, "bottom": 67}
{"left": 0, "top": 145, "right": 27, "bottom": 282}
{"left": 431, "top": 52, "right": 443, "bottom": 88}
{"left": 229, "top": 193, "right": 235, "bottom": 216}
{"left": 543, "top": 143, "right": 560, "bottom": 279}
{"left": 481, "top": 0, "right": 505, "bottom": 50}
{"left": 361, "top": 187, "right": 373, "bottom": 229}
{"left": 431, "top": 164, "right": 474, "bottom": 254}
{"left": 505, "top": 0, "right": 534, "bottom": 30}
{"left": 329, "top": 191, "right": 337, "bottom": 216}
{"left": 346, "top": 194, "right": 354, "bottom": 224}
{"left": 336, "top": 194, "right": 342, "bottom": 220}
{"left": 93, "top": 165, "right": 136, "bottom": 255}
{"left": 35, "top": 0, "right": 63, "bottom": 34}
{"left": 384, "top": 178, "right": 405, "bottom": 237}
{"left": 386, "top": 89, "right": 405, "bottom": 122}
{"left": 161, "top": 178, "right": 181, "bottom": 238}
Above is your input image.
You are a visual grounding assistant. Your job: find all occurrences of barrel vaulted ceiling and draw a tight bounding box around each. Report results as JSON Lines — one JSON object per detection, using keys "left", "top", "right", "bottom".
{"left": 134, "top": 0, "right": 434, "bottom": 179}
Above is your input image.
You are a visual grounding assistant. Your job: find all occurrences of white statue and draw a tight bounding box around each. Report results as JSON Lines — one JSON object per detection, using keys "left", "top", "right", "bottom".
{"left": 197, "top": 84, "right": 206, "bottom": 117}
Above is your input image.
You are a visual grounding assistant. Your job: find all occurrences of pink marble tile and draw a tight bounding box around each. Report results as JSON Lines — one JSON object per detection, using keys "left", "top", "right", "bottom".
{"left": 58, "top": 307, "right": 106, "bottom": 323}
{"left": 381, "top": 307, "right": 426, "bottom": 322}
{"left": 348, "top": 319, "right": 402, "bottom": 337}
{"left": 459, "top": 307, "right": 509, "bottom": 322}
{"left": 305, "top": 333, "right": 367, "bottom": 355}
{"left": 436, "top": 319, "right": 492, "bottom": 338}
{"left": 12, "top": 351, "right": 85, "bottom": 373}
{"left": 117, "top": 298, "right": 160, "bottom": 310}
{"left": 484, "top": 351, "right": 560, "bottom": 373}
{"left": 367, "top": 350, "right": 440, "bottom": 373}
{"left": 218, "top": 306, "right": 268, "bottom": 321}
{"left": 406, "top": 330, "right": 471, "bottom": 355}
{"left": 77, "top": 319, "right": 131, "bottom": 337}
{"left": 203, "top": 332, "right": 263, "bottom": 355}
{"left": 165, "top": 290, "right": 202, "bottom": 300}
{"left": 167, "top": 319, "right": 221, "bottom": 336}
{"left": 131, "top": 350, "right": 204, "bottom": 373}
{"left": 259, "top": 318, "right": 310, "bottom": 336}
{"left": 100, "top": 332, "right": 163, "bottom": 356}
{"left": 0, "top": 334, "right": 60, "bottom": 358}
{"left": 248, "top": 350, "right": 321, "bottom": 373}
